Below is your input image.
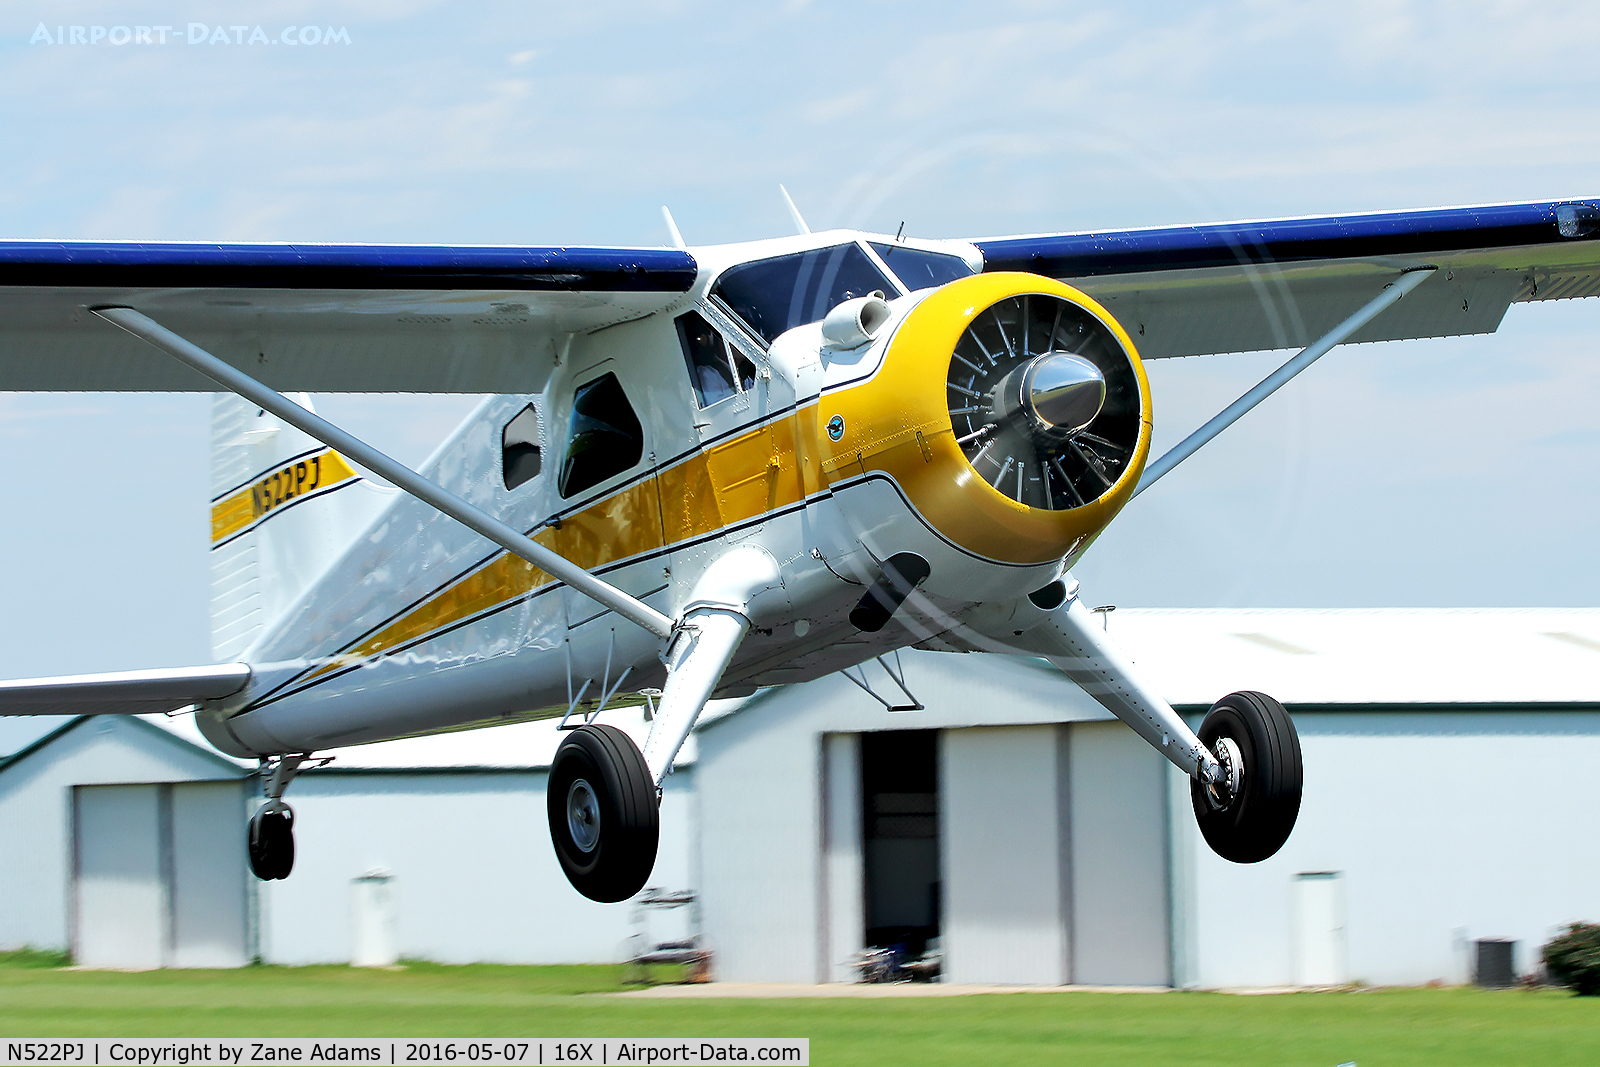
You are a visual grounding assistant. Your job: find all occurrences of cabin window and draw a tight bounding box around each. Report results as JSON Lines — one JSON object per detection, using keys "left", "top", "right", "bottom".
{"left": 558, "top": 372, "right": 644, "bottom": 499}
{"left": 676, "top": 310, "right": 757, "bottom": 408}
{"left": 710, "top": 243, "right": 898, "bottom": 346}
{"left": 501, "top": 403, "right": 542, "bottom": 491}
{"left": 869, "top": 243, "right": 976, "bottom": 291}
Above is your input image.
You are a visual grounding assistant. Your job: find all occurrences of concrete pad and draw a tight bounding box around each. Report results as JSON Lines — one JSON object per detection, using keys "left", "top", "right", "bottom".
{"left": 607, "top": 982, "right": 1171, "bottom": 998}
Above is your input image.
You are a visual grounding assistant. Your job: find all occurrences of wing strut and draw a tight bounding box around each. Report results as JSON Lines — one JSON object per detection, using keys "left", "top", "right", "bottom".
{"left": 91, "top": 306, "right": 676, "bottom": 641}
{"left": 1133, "top": 266, "right": 1437, "bottom": 496}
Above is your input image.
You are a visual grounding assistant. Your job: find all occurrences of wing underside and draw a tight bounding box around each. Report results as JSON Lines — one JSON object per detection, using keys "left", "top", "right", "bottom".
{"left": 974, "top": 199, "right": 1600, "bottom": 358}
{"left": 0, "top": 242, "right": 699, "bottom": 393}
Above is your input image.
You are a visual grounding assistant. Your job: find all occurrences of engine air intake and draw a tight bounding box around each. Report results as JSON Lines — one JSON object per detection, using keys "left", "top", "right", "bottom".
{"left": 946, "top": 294, "right": 1141, "bottom": 510}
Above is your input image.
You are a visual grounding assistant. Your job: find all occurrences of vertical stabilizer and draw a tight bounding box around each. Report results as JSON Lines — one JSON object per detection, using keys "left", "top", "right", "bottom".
{"left": 209, "top": 393, "right": 392, "bottom": 661}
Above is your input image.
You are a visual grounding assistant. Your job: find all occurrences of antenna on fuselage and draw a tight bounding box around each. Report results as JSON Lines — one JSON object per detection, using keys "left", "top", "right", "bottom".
{"left": 661, "top": 206, "right": 687, "bottom": 250}
{"left": 779, "top": 184, "right": 811, "bottom": 235}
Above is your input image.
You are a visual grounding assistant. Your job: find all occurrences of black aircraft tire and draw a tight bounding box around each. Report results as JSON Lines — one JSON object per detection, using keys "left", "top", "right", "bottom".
{"left": 1190, "top": 691, "right": 1302, "bottom": 864}
{"left": 248, "top": 808, "right": 295, "bottom": 881}
{"left": 547, "top": 724, "right": 659, "bottom": 903}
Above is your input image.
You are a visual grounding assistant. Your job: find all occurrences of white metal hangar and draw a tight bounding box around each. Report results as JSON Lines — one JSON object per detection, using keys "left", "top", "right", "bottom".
{"left": 0, "top": 709, "right": 696, "bottom": 969}
{"left": 2, "top": 608, "right": 1598, "bottom": 987}
{"left": 692, "top": 607, "right": 1600, "bottom": 988}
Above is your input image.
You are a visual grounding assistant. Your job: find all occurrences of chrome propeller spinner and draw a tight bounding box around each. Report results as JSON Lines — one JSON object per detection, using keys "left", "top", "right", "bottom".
{"left": 992, "top": 353, "right": 1107, "bottom": 439}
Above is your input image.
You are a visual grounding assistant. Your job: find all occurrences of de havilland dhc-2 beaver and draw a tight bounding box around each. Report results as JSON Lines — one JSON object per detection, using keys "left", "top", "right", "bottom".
{"left": 1, "top": 194, "right": 1597, "bottom": 901}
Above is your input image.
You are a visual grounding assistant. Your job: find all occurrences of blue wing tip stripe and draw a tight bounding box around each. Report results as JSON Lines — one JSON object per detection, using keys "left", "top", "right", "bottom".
{"left": 976, "top": 198, "right": 1600, "bottom": 277}
{"left": 0, "top": 242, "right": 699, "bottom": 293}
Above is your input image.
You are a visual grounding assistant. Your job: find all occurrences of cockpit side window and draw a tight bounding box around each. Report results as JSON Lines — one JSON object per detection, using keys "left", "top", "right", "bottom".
{"left": 501, "top": 403, "right": 542, "bottom": 491}
{"left": 676, "top": 310, "right": 757, "bottom": 408}
{"left": 710, "top": 243, "right": 898, "bottom": 346}
{"left": 869, "top": 243, "right": 977, "bottom": 291}
{"left": 558, "top": 372, "right": 644, "bottom": 499}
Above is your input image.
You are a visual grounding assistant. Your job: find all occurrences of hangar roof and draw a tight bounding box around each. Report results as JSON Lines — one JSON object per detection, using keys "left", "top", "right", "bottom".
{"left": 1103, "top": 608, "right": 1600, "bottom": 707}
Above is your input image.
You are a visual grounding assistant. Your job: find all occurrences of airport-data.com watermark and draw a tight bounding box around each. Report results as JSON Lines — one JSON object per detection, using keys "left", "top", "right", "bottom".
{"left": 29, "top": 23, "right": 350, "bottom": 47}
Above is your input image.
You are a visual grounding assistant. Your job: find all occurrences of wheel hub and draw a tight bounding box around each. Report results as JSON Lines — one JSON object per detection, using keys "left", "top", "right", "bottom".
{"left": 1204, "top": 736, "right": 1244, "bottom": 811}
{"left": 566, "top": 778, "right": 601, "bottom": 853}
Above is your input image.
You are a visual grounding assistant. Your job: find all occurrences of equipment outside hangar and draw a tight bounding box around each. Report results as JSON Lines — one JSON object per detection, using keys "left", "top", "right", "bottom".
{"left": 2, "top": 608, "right": 1597, "bottom": 987}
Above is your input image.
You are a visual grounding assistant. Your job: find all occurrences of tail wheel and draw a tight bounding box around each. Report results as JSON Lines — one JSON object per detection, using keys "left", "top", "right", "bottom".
{"left": 1190, "top": 691, "right": 1302, "bottom": 863}
{"left": 547, "top": 724, "right": 659, "bottom": 902}
{"left": 248, "top": 807, "right": 295, "bottom": 881}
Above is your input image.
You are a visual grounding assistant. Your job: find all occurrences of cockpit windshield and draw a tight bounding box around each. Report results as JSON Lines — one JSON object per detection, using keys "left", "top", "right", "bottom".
{"left": 869, "top": 242, "right": 977, "bottom": 291}
{"left": 710, "top": 243, "right": 897, "bottom": 346}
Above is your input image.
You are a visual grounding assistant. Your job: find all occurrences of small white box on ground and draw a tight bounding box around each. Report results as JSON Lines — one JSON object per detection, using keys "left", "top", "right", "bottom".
{"left": 1292, "top": 871, "right": 1347, "bottom": 986}
{"left": 351, "top": 868, "right": 397, "bottom": 967}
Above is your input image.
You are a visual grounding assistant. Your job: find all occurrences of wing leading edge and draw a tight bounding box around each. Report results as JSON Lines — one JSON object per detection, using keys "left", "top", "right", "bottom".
{"left": 0, "top": 242, "right": 699, "bottom": 393}
{"left": 974, "top": 199, "right": 1600, "bottom": 358}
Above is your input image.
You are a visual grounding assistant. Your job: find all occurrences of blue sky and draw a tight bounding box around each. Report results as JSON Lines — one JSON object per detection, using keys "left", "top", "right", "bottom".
{"left": 3, "top": 1, "right": 1599, "bottom": 748}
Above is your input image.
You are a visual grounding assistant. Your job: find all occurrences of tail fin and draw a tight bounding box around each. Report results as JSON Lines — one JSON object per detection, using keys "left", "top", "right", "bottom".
{"left": 209, "top": 393, "right": 391, "bottom": 661}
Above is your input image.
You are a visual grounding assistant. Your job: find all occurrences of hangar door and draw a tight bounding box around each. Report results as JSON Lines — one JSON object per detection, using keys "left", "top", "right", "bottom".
{"left": 861, "top": 730, "right": 941, "bottom": 957}
{"left": 73, "top": 782, "right": 249, "bottom": 968}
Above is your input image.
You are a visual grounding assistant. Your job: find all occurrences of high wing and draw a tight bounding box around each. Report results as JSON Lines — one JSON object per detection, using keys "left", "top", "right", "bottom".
{"left": 2, "top": 201, "right": 1595, "bottom": 394}
{"left": 0, "top": 664, "right": 250, "bottom": 716}
{"left": 974, "top": 198, "right": 1600, "bottom": 358}
{"left": 0, "top": 241, "right": 697, "bottom": 392}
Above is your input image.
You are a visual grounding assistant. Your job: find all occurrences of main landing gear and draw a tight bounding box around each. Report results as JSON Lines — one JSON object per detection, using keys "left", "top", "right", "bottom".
{"left": 546, "top": 546, "right": 774, "bottom": 903}
{"left": 1009, "top": 594, "right": 1304, "bottom": 865}
{"left": 547, "top": 724, "right": 659, "bottom": 903}
{"left": 1191, "top": 691, "right": 1302, "bottom": 863}
{"left": 249, "top": 753, "right": 309, "bottom": 881}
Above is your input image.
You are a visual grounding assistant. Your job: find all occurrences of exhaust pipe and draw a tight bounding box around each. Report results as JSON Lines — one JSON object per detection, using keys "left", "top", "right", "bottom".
{"left": 849, "top": 553, "right": 931, "bottom": 633}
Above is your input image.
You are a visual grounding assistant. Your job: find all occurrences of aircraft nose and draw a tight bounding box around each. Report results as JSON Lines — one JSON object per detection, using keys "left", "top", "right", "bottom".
{"left": 995, "top": 353, "right": 1107, "bottom": 438}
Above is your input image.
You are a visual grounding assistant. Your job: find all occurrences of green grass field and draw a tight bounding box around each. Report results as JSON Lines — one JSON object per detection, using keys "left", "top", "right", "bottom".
{"left": 2, "top": 953, "right": 1596, "bottom": 1066}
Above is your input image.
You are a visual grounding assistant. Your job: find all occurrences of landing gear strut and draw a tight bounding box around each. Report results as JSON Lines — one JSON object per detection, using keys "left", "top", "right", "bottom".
{"left": 1190, "top": 691, "right": 1302, "bottom": 863}
{"left": 249, "top": 753, "right": 310, "bottom": 881}
{"left": 992, "top": 590, "right": 1304, "bottom": 865}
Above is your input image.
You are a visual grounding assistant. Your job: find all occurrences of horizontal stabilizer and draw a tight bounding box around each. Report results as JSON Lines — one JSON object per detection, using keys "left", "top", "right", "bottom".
{"left": 0, "top": 663, "right": 250, "bottom": 716}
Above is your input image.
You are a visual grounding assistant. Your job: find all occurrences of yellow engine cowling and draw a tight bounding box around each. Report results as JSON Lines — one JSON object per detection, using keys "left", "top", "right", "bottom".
{"left": 817, "top": 272, "right": 1152, "bottom": 598}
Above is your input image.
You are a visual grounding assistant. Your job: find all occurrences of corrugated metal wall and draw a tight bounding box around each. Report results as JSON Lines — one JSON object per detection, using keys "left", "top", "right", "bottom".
{"left": 941, "top": 725, "right": 1070, "bottom": 984}
{"left": 73, "top": 780, "right": 249, "bottom": 968}
{"left": 1181, "top": 710, "right": 1600, "bottom": 988}
{"left": 259, "top": 769, "right": 697, "bottom": 965}
{"left": 0, "top": 717, "right": 248, "bottom": 957}
{"left": 695, "top": 651, "right": 1131, "bottom": 985}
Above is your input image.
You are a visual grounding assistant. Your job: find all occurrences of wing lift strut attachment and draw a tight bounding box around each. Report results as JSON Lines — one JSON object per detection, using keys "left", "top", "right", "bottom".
{"left": 1134, "top": 265, "right": 1437, "bottom": 496}
{"left": 92, "top": 307, "right": 675, "bottom": 642}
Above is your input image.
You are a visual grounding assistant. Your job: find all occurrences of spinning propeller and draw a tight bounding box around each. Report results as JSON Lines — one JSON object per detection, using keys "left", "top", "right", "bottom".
{"left": 946, "top": 294, "right": 1142, "bottom": 510}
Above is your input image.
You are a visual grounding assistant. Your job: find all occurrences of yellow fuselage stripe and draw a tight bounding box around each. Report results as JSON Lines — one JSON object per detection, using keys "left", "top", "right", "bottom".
{"left": 211, "top": 449, "right": 361, "bottom": 544}
{"left": 309, "top": 408, "right": 824, "bottom": 675}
